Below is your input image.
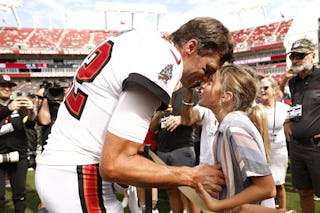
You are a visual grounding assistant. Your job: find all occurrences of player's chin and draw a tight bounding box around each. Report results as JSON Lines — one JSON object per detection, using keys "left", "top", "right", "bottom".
{"left": 182, "top": 79, "right": 199, "bottom": 89}
{"left": 180, "top": 77, "right": 189, "bottom": 88}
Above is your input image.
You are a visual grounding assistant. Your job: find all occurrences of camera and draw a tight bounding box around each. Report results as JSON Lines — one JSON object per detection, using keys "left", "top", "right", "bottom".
{"left": 39, "top": 80, "right": 52, "bottom": 90}
{"left": 0, "top": 151, "right": 19, "bottom": 164}
{"left": 42, "top": 81, "right": 69, "bottom": 102}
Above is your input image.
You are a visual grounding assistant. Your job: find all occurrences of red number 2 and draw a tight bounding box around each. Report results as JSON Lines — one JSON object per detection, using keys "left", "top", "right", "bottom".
{"left": 65, "top": 40, "right": 114, "bottom": 120}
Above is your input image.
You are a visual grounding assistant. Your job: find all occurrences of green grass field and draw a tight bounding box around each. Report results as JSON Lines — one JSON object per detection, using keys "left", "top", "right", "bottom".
{"left": 3, "top": 169, "right": 320, "bottom": 213}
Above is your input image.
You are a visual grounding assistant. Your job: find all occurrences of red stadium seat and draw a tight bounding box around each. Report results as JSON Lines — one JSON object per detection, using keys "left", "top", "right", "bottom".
{"left": 28, "top": 28, "right": 64, "bottom": 49}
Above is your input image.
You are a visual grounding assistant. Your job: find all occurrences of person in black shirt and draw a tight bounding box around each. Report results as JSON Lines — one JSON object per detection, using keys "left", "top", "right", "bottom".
{"left": 0, "top": 75, "right": 36, "bottom": 213}
{"left": 282, "top": 38, "right": 320, "bottom": 213}
{"left": 152, "top": 81, "right": 201, "bottom": 213}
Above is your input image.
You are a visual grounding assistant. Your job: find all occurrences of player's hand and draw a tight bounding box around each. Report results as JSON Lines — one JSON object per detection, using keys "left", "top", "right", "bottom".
{"left": 192, "top": 164, "right": 224, "bottom": 197}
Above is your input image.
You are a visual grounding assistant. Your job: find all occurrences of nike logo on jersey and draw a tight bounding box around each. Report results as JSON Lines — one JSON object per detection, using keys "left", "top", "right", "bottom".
{"left": 170, "top": 49, "right": 181, "bottom": 65}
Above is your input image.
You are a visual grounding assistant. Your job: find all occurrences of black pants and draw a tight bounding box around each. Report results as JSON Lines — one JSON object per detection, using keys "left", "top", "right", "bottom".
{"left": 0, "top": 158, "right": 28, "bottom": 213}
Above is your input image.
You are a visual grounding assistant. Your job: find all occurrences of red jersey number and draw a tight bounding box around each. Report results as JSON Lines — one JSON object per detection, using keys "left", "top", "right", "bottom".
{"left": 65, "top": 40, "right": 114, "bottom": 120}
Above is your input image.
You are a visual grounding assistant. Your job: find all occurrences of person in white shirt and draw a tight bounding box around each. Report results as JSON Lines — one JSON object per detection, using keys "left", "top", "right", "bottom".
{"left": 259, "top": 77, "right": 290, "bottom": 210}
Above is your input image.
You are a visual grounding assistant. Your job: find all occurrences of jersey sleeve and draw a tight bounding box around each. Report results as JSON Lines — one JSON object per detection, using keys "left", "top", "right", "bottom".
{"left": 108, "top": 83, "right": 161, "bottom": 144}
{"left": 120, "top": 32, "right": 183, "bottom": 110}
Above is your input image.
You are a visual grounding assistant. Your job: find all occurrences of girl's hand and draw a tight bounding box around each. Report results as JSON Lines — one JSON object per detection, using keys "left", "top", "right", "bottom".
{"left": 196, "top": 182, "right": 220, "bottom": 211}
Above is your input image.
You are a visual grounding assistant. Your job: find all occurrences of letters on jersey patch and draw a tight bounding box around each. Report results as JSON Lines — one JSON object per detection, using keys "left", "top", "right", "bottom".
{"left": 158, "top": 64, "right": 173, "bottom": 84}
{"left": 158, "top": 48, "right": 181, "bottom": 84}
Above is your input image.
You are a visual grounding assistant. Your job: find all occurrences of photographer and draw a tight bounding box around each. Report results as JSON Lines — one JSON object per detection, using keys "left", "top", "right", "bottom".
{"left": 36, "top": 80, "right": 69, "bottom": 213}
{"left": 0, "top": 75, "right": 36, "bottom": 213}
{"left": 37, "top": 80, "right": 69, "bottom": 150}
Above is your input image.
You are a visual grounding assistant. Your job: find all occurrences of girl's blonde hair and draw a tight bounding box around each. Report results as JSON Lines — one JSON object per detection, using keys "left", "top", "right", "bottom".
{"left": 216, "top": 64, "right": 271, "bottom": 162}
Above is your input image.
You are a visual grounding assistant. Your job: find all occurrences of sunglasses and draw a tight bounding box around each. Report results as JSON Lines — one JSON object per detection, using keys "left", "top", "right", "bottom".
{"left": 289, "top": 52, "right": 311, "bottom": 60}
{"left": 260, "top": 86, "right": 270, "bottom": 91}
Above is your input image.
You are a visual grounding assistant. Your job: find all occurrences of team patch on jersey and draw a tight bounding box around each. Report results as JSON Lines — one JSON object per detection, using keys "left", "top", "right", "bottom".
{"left": 158, "top": 64, "right": 173, "bottom": 83}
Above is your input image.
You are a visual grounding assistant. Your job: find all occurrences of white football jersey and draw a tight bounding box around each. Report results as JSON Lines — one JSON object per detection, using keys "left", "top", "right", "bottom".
{"left": 38, "top": 30, "right": 183, "bottom": 165}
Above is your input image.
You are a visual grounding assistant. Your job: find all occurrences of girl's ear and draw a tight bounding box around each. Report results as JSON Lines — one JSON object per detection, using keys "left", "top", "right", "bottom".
{"left": 221, "top": 91, "right": 233, "bottom": 103}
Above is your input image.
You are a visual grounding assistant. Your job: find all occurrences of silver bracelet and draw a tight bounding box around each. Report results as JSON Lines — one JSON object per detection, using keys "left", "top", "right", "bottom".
{"left": 182, "top": 101, "right": 194, "bottom": 106}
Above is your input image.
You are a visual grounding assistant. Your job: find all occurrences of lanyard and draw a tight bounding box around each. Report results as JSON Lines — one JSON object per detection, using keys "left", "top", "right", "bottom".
{"left": 272, "top": 102, "right": 276, "bottom": 136}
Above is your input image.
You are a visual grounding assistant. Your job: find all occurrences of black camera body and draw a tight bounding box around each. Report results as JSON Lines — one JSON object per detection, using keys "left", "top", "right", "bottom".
{"left": 45, "top": 87, "right": 65, "bottom": 102}
{"left": 41, "top": 81, "right": 69, "bottom": 102}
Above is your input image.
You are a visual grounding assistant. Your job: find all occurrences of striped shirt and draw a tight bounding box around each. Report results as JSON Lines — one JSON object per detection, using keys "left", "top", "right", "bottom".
{"left": 213, "top": 111, "right": 271, "bottom": 213}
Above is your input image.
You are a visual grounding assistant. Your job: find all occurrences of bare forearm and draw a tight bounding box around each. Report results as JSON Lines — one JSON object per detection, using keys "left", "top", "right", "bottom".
{"left": 181, "top": 88, "right": 199, "bottom": 126}
{"left": 279, "top": 76, "right": 289, "bottom": 93}
{"left": 37, "top": 98, "right": 51, "bottom": 125}
{"left": 149, "top": 111, "right": 162, "bottom": 133}
{"left": 201, "top": 175, "right": 275, "bottom": 212}
{"left": 220, "top": 175, "right": 275, "bottom": 211}
{"left": 236, "top": 204, "right": 287, "bottom": 213}
{"left": 101, "top": 152, "right": 195, "bottom": 188}
{"left": 280, "top": 70, "right": 295, "bottom": 93}
{"left": 100, "top": 134, "right": 194, "bottom": 187}
{"left": 100, "top": 132, "right": 224, "bottom": 190}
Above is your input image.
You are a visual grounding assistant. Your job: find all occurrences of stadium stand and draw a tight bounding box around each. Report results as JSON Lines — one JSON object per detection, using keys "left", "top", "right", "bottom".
{"left": 0, "top": 18, "right": 312, "bottom": 93}
{"left": 60, "top": 29, "right": 92, "bottom": 49}
{"left": 0, "top": 20, "right": 293, "bottom": 53}
{"left": 0, "top": 19, "right": 293, "bottom": 52}
{"left": 0, "top": 27, "right": 33, "bottom": 48}
{"left": 28, "top": 28, "right": 64, "bottom": 49}
{"left": 92, "top": 30, "right": 119, "bottom": 46}
{"left": 275, "top": 19, "right": 293, "bottom": 40}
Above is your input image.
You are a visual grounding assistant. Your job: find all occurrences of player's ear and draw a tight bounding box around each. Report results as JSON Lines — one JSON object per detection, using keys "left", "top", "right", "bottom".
{"left": 185, "top": 39, "right": 198, "bottom": 56}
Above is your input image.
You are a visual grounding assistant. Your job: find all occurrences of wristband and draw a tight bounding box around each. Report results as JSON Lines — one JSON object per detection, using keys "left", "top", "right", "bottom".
{"left": 182, "top": 101, "right": 194, "bottom": 106}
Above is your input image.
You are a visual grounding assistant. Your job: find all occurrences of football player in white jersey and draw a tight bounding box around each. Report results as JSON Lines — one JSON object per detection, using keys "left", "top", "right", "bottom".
{"left": 35, "top": 17, "right": 234, "bottom": 212}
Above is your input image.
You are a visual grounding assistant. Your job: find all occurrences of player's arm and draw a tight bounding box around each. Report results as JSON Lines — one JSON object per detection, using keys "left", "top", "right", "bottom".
{"left": 99, "top": 83, "right": 224, "bottom": 193}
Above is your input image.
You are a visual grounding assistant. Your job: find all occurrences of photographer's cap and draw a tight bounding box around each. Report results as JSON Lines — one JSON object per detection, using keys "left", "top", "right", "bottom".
{"left": 0, "top": 75, "right": 16, "bottom": 87}
{"left": 288, "top": 38, "right": 315, "bottom": 54}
